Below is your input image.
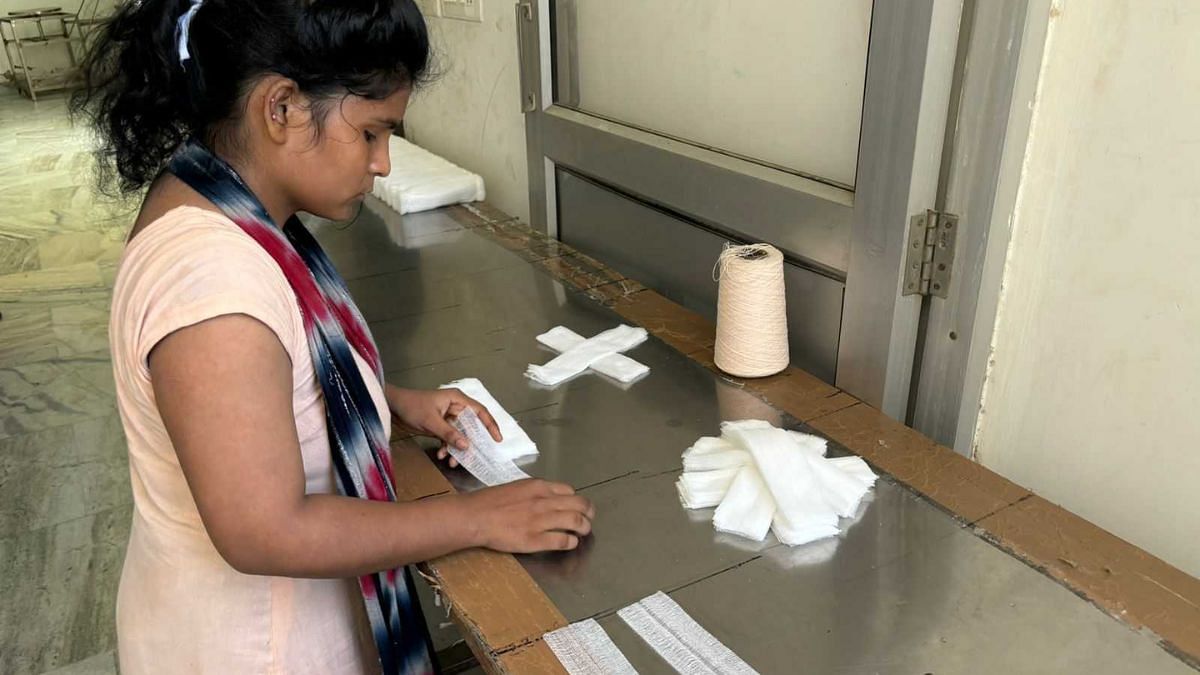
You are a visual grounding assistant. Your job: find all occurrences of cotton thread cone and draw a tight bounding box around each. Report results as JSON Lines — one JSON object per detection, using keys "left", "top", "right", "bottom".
{"left": 714, "top": 243, "right": 789, "bottom": 377}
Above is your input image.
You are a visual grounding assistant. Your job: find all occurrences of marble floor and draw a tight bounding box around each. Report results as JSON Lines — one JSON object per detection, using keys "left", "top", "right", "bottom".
{"left": 0, "top": 84, "right": 131, "bottom": 674}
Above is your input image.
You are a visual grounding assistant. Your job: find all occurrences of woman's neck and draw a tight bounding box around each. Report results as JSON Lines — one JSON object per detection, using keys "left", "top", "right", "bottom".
{"left": 227, "top": 156, "right": 296, "bottom": 227}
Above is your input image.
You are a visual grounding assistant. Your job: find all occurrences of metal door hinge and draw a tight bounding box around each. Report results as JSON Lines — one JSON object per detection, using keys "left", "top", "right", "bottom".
{"left": 903, "top": 209, "right": 958, "bottom": 298}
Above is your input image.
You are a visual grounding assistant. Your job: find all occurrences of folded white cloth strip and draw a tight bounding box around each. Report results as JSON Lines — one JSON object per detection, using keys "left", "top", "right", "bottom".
{"left": 618, "top": 592, "right": 759, "bottom": 675}
{"left": 683, "top": 436, "right": 737, "bottom": 456}
{"left": 721, "top": 419, "right": 773, "bottom": 433}
{"left": 787, "top": 429, "right": 829, "bottom": 457}
{"left": 676, "top": 467, "right": 739, "bottom": 509}
{"left": 440, "top": 377, "right": 537, "bottom": 461}
{"left": 544, "top": 619, "right": 638, "bottom": 675}
{"left": 677, "top": 420, "right": 877, "bottom": 547}
{"left": 537, "top": 326, "right": 650, "bottom": 383}
{"left": 711, "top": 465, "right": 776, "bottom": 541}
{"left": 526, "top": 324, "right": 649, "bottom": 387}
{"left": 447, "top": 407, "right": 529, "bottom": 486}
{"left": 372, "top": 136, "right": 485, "bottom": 214}
{"left": 804, "top": 451, "right": 874, "bottom": 518}
{"left": 682, "top": 449, "right": 751, "bottom": 472}
{"left": 728, "top": 426, "right": 840, "bottom": 546}
{"left": 829, "top": 455, "right": 878, "bottom": 489}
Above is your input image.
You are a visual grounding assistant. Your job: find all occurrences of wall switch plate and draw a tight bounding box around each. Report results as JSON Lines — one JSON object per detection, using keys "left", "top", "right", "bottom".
{"left": 439, "top": 0, "right": 482, "bottom": 23}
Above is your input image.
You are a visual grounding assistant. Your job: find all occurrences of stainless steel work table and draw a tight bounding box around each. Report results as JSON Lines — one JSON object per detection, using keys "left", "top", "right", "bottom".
{"left": 308, "top": 200, "right": 1195, "bottom": 674}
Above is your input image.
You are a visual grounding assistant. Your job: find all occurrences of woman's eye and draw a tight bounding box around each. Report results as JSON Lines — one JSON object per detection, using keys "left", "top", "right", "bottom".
{"left": 364, "top": 131, "right": 377, "bottom": 143}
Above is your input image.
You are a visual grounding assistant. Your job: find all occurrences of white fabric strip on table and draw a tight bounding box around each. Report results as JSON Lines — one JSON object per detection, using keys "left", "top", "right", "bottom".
{"left": 683, "top": 436, "right": 738, "bottom": 457}
{"left": 536, "top": 325, "right": 650, "bottom": 384}
{"left": 439, "top": 377, "right": 537, "bottom": 461}
{"left": 682, "top": 448, "right": 751, "bottom": 472}
{"left": 676, "top": 467, "right": 739, "bottom": 509}
{"left": 786, "top": 429, "right": 829, "bottom": 457}
{"left": 682, "top": 437, "right": 751, "bottom": 472}
{"left": 618, "top": 592, "right": 759, "bottom": 675}
{"left": 544, "top": 619, "right": 639, "bottom": 675}
{"left": 526, "top": 324, "right": 649, "bottom": 387}
{"left": 828, "top": 455, "right": 878, "bottom": 488}
{"left": 804, "top": 451, "right": 874, "bottom": 518}
{"left": 711, "top": 464, "right": 776, "bottom": 541}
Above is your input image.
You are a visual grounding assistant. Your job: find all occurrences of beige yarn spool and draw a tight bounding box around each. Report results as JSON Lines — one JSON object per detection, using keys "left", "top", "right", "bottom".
{"left": 714, "top": 243, "right": 789, "bottom": 378}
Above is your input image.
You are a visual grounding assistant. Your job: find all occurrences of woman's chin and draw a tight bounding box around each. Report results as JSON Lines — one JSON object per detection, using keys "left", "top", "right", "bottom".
{"left": 307, "top": 199, "right": 363, "bottom": 223}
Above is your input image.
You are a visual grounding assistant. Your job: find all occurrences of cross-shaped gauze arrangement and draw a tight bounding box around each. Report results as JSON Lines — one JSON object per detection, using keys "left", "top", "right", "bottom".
{"left": 525, "top": 324, "right": 650, "bottom": 387}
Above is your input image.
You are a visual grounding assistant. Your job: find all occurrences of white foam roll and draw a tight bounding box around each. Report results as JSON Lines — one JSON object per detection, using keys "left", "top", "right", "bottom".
{"left": 713, "top": 243, "right": 789, "bottom": 378}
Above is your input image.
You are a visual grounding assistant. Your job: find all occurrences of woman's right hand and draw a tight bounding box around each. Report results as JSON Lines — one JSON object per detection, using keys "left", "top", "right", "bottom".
{"left": 464, "top": 479, "right": 595, "bottom": 553}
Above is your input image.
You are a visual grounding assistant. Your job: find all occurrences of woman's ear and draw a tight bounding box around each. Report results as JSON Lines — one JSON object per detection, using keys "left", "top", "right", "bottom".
{"left": 259, "top": 77, "right": 299, "bottom": 144}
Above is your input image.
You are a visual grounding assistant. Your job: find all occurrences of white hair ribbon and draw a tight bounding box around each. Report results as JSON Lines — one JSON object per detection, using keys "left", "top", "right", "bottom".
{"left": 176, "top": 0, "right": 204, "bottom": 68}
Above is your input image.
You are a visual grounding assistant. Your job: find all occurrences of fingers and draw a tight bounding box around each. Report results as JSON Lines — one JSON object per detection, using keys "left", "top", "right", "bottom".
{"left": 470, "top": 480, "right": 595, "bottom": 553}
{"left": 429, "top": 416, "right": 469, "bottom": 451}
{"left": 540, "top": 494, "right": 594, "bottom": 520}
{"left": 580, "top": 497, "right": 596, "bottom": 520}
{"left": 541, "top": 480, "right": 576, "bottom": 497}
{"left": 446, "top": 389, "right": 504, "bottom": 443}
{"left": 536, "top": 507, "right": 593, "bottom": 537}
{"left": 473, "top": 403, "right": 503, "bottom": 442}
{"left": 533, "top": 531, "right": 580, "bottom": 551}
{"left": 435, "top": 445, "right": 459, "bottom": 468}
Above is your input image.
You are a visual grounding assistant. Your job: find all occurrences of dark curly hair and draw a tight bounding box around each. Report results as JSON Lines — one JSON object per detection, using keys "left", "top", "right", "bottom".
{"left": 71, "top": 0, "right": 432, "bottom": 197}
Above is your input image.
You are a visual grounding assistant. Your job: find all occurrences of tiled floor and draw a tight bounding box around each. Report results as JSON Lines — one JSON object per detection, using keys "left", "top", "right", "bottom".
{"left": 0, "top": 86, "right": 130, "bottom": 674}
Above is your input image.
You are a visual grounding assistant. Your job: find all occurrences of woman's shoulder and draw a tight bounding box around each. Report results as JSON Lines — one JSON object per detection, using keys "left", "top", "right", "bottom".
{"left": 111, "top": 205, "right": 302, "bottom": 363}
{"left": 117, "top": 205, "right": 284, "bottom": 289}
{"left": 125, "top": 204, "right": 250, "bottom": 252}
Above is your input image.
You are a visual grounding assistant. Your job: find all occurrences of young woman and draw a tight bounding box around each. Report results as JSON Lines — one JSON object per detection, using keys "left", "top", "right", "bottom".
{"left": 73, "top": 1, "right": 594, "bottom": 673}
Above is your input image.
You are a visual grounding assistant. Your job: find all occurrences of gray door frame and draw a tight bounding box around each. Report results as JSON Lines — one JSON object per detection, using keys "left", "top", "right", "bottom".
{"left": 909, "top": 0, "right": 1054, "bottom": 454}
{"left": 835, "top": 0, "right": 962, "bottom": 418}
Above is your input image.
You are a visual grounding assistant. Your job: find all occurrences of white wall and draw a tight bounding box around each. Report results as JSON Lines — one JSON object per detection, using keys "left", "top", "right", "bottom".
{"left": 566, "top": 0, "right": 870, "bottom": 188}
{"left": 403, "top": 0, "right": 873, "bottom": 225}
{"left": 976, "top": 0, "right": 1200, "bottom": 576}
{"left": 403, "top": 0, "right": 530, "bottom": 224}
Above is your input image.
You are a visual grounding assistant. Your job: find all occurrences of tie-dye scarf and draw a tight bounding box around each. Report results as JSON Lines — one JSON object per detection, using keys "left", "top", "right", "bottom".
{"left": 170, "top": 139, "right": 435, "bottom": 675}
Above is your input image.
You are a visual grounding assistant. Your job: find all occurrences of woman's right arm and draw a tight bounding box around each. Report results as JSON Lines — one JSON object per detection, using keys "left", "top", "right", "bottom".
{"left": 149, "top": 313, "right": 594, "bottom": 578}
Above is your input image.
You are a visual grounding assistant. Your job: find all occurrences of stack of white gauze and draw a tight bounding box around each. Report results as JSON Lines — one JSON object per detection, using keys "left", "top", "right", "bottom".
{"left": 372, "top": 136, "right": 485, "bottom": 214}
{"left": 677, "top": 420, "right": 878, "bottom": 546}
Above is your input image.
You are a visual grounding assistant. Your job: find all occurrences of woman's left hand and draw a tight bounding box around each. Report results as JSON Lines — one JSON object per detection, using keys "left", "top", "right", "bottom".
{"left": 386, "top": 385, "right": 503, "bottom": 466}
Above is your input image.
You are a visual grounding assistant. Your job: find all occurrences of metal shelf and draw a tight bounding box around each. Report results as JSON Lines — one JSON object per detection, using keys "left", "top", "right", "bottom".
{"left": 1, "top": 8, "right": 97, "bottom": 102}
{"left": 12, "top": 34, "right": 78, "bottom": 46}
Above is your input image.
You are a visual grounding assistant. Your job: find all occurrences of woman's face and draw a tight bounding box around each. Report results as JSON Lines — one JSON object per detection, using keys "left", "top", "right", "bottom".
{"left": 282, "top": 87, "right": 411, "bottom": 221}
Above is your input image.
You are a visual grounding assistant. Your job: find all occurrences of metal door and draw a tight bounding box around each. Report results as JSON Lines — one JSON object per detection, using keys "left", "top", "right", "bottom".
{"left": 517, "top": 0, "right": 963, "bottom": 418}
